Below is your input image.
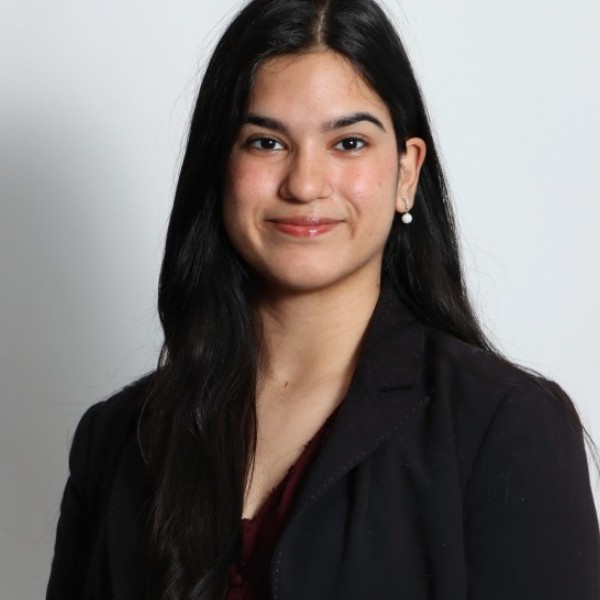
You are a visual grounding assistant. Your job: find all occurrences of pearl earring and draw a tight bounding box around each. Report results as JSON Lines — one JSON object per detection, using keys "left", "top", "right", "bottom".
{"left": 401, "top": 197, "right": 413, "bottom": 224}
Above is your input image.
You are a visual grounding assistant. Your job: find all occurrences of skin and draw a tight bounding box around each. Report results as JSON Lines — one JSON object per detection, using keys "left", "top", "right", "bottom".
{"left": 224, "top": 50, "right": 425, "bottom": 299}
{"left": 222, "top": 50, "right": 426, "bottom": 518}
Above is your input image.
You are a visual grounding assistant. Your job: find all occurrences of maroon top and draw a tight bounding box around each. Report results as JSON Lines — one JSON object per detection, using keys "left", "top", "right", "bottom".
{"left": 226, "top": 411, "right": 337, "bottom": 600}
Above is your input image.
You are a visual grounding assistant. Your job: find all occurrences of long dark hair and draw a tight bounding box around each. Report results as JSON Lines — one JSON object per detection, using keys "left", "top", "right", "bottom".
{"left": 142, "top": 1, "right": 592, "bottom": 598}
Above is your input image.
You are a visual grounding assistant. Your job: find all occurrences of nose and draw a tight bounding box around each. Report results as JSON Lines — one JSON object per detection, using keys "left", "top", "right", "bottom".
{"left": 279, "top": 148, "right": 333, "bottom": 202}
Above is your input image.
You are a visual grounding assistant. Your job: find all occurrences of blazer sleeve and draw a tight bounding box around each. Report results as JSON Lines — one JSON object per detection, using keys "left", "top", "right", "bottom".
{"left": 464, "top": 382, "right": 600, "bottom": 599}
{"left": 46, "top": 402, "right": 103, "bottom": 600}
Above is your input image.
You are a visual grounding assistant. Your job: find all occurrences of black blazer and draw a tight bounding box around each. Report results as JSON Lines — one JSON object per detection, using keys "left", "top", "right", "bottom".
{"left": 47, "top": 294, "right": 600, "bottom": 599}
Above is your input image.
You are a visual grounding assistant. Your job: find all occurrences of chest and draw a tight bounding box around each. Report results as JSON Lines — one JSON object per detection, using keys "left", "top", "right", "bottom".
{"left": 268, "top": 430, "right": 468, "bottom": 600}
{"left": 243, "top": 404, "right": 335, "bottom": 519}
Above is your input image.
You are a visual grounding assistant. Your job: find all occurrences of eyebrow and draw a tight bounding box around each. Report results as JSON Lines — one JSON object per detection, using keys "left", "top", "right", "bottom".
{"left": 244, "top": 114, "right": 290, "bottom": 135}
{"left": 243, "top": 111, "right": 386, "bottom": 134}
{"left": 329, "top": 112, "right": 386, "bottom": 132}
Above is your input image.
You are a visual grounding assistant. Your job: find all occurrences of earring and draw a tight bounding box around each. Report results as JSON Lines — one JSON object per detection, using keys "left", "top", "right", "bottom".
{"left": 401, "top": 197, "right": 413, "bottom": 224}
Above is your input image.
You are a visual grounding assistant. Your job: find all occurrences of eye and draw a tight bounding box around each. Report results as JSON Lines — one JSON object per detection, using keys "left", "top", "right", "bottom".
{"left": 334, "top": 137, "right": 367, "bottom": 151}
{"left": 247, "top": 136, "right": 284, "bottom": 151}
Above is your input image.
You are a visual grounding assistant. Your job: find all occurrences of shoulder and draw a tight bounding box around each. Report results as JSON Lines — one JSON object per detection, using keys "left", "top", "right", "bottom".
{"left": 365, "top": 294, "right": 581, "bottom": 442}
{"left": 74, "top": 373, "right": 152, "bottom": 438}
{"left": 68, "top": 372, "right": 154, "bottom": 508}
{"left": 421, "top": 325, "right": 575, "bottom": 426}
{"left": 416, "top": 325, "right": 590, "bottom": 483}
{"left": 71, "top": 372, "right": 152, "bottom": 459}
{"left": 47, "top": 374, "right": 155, "bottom": 598}
{"left": 424, "top": 325, "right": 531, "bottom": 391}
{"left": 437, "top": 333, "right": 600, "bottom": 593}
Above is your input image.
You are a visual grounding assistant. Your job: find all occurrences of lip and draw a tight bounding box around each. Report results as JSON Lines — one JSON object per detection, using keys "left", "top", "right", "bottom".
{"left": 267, "top": 216, "right": 342, "bottom": 238}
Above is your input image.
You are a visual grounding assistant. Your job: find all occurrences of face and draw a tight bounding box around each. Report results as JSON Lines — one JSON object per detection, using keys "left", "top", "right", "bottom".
{"left": 223, "top": 50, "right": 418, "bottom": 297}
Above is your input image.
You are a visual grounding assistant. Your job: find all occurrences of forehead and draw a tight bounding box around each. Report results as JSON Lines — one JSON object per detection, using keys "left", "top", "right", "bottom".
{"left": 248, "top": 51, "right": 391, "bottom": 123}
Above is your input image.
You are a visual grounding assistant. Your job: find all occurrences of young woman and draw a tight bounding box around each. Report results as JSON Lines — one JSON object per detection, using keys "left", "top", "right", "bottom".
{"left": 47, "top": 0, "right": 600, "bottom": 598}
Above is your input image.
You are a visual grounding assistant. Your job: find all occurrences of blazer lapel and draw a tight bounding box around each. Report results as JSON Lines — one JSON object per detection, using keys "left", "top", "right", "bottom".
{"left": 290, "top": 292, "right": 429, "bottom": 516}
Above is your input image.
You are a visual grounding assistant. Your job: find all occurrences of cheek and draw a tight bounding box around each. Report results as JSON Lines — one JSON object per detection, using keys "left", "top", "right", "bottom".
{"left": 223, "top": 160, "right": 257, "bottom": 229}
{"left": 339, "top": 157, "right": 399, "bottom": 213}
{"left": 227, "top": 155, "right": 278, "bottom": 201}
{"left": 222, "top": 157, "right": 279, "bottom": 254}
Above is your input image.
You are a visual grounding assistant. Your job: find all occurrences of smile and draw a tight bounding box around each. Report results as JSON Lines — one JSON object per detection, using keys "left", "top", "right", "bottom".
{"left": 267, "top": 217, "right": 341, "bottom": 238}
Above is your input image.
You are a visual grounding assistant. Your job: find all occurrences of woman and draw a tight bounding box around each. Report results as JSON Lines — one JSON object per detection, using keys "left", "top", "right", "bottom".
{"left": 47, "top": 0, "right": 600, "bottom": 598}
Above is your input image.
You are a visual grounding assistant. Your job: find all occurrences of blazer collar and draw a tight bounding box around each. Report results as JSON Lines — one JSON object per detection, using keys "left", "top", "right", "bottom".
{"left": 355, "top": 289, "right": 425, "bottom": 391}
{"left": 290, "top": 290, "right": 428, "bottom": 517}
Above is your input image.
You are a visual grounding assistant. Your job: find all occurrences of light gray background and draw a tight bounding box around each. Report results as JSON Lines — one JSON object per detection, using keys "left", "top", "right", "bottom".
{"left": 1, "top": 0, "right": 599, "bottom": 596}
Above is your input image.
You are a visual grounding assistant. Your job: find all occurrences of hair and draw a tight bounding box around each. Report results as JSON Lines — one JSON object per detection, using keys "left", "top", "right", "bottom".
{"left": 141, "top": 1, "right": 593, "bottom": 598}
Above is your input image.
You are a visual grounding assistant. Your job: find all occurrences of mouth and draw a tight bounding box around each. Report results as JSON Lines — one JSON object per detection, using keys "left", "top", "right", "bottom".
{"left": 266, "top": 216, "right": 342, "bottom": 238}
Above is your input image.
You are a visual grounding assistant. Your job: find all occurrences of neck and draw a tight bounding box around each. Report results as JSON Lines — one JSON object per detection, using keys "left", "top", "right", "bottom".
{"left": 256, "top": 280, "right": 380, "bottom": 397}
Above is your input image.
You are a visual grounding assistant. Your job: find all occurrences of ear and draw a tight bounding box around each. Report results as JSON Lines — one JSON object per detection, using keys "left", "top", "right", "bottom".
{"left": 396, "top": 137, "right": 427, "bottom": 212}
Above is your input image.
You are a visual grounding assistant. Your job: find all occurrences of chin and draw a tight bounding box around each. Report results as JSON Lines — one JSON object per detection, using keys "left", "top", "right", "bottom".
{"left": 262, "top": 275, "right": 340, "bottom": 296}
{"left": 257, "top": 265, "right": 378, "bottom": 299}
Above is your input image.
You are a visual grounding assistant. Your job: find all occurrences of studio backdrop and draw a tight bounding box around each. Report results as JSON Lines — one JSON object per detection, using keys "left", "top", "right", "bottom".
{"left": 1, "top": 0, "right": 598, "bottom": 596}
